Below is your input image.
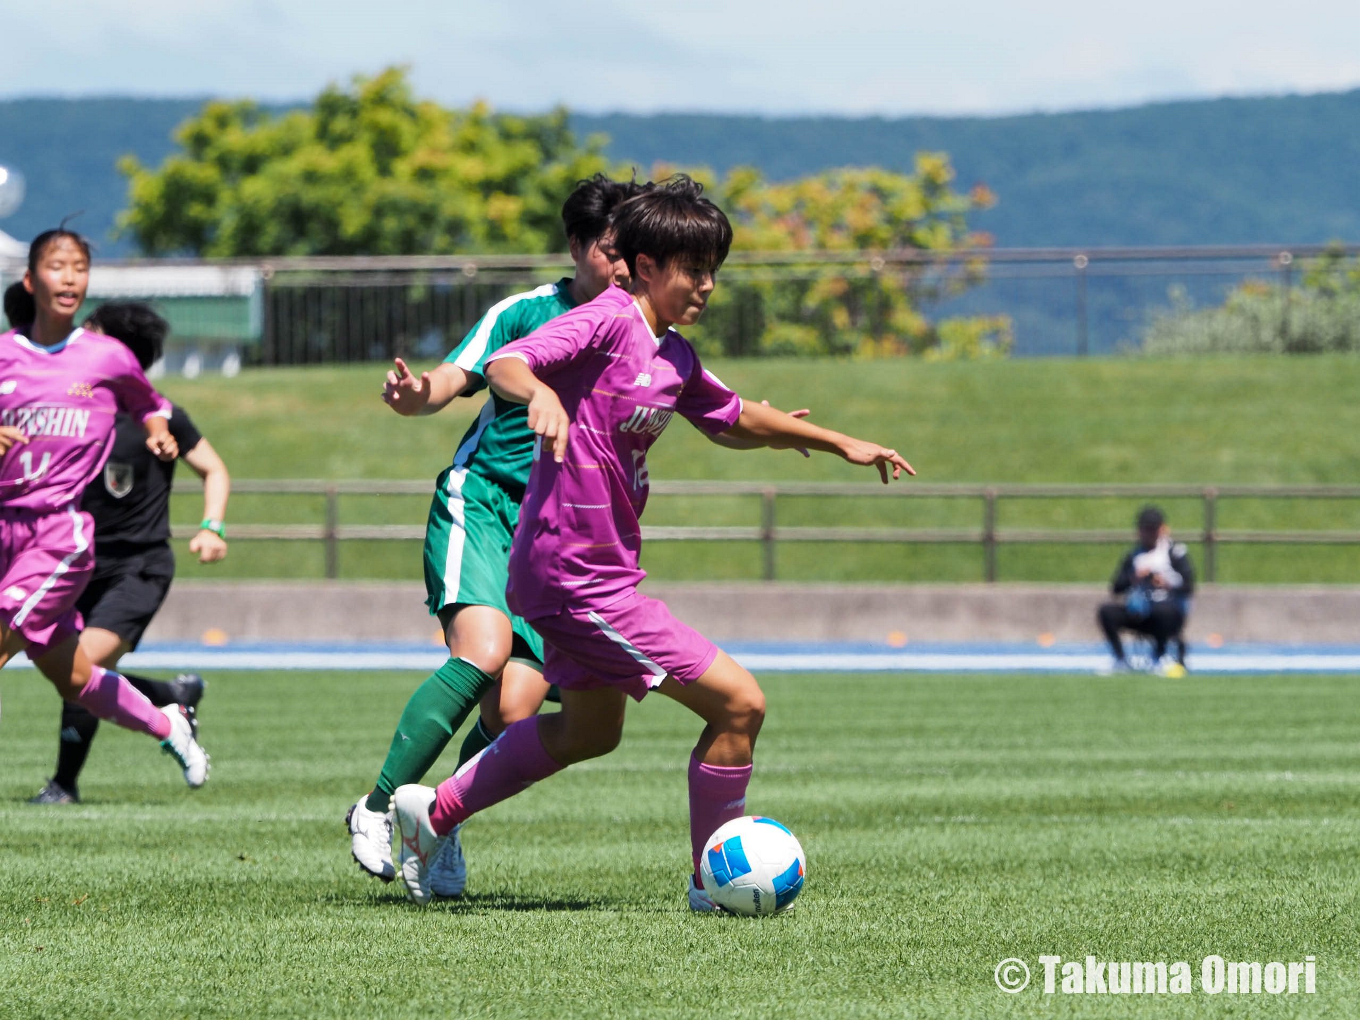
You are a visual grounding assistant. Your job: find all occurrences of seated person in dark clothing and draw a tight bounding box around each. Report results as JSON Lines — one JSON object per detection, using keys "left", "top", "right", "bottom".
{"left": 1097, "top": 505, "right": 1194, "bottom": 676}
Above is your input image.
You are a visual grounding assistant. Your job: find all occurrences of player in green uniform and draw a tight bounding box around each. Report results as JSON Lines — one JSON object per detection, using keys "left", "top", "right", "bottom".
{"left": 347, "top": 175, "right": 640, "bottom": 892}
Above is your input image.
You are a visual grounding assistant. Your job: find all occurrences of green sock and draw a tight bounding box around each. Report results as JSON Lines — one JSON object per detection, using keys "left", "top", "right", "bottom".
{"left": 456, "top": 717, "right": 498, "bottom": 770}
{"left": 367, "top": 657, "right": 493, "bottom": 812}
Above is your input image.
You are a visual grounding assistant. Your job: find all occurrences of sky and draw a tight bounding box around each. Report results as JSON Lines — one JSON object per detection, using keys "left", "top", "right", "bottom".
{"left": 2, "top": 0, "right": 1358, "bottom": 116}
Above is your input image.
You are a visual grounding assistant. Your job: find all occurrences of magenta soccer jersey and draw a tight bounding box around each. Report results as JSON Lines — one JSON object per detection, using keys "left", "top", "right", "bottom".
{"left": 0, "top": 328, "right": 171, "bottom": 511}
{"left": 488, "top": 286, "right": 742, "bottom": 618}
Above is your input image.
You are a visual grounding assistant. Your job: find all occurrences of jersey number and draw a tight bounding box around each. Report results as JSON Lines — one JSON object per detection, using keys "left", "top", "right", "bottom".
{"left": 18, "top": 450, "right": 50, "bottom": 481}
{"left": 631, "top": 449, "right": 649, "bottom": 491}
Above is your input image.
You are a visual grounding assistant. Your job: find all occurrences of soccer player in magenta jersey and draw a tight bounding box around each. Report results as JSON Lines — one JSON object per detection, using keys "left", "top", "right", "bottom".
{"left": 346, "top": 176, "right": 644, "bottom": 892}
{"left": 3, "top": 297, "right": 231, "bottom": 805}
{"left": 0, "top": 230, "right": 208, "bottom": 786}
{"left": 390, "top": 176, "right": 913, "bottom": 909}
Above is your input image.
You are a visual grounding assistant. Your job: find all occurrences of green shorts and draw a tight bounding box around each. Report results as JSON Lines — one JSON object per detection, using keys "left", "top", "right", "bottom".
{"left": 422, "top": 466, "right": 544, "bottom": 667}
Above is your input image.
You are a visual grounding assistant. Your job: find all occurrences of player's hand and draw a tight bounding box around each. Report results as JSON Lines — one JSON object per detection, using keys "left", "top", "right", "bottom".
{"left": 189, "top": 530, "right": 228, "bottom": 564}
{"left": 146, "top": 432, "right": 178, "bottom": 461}
{"left": 382, "top": 357, "right": 431, "bottom": 416}
{"left": 526, "top": 386, "right": 570, "bottom": 463}
{"left": 0, "top": 426, "right": 28, "bottom": 455}
{"left": 838, "top": 437, "right": 915, "bottom": 484}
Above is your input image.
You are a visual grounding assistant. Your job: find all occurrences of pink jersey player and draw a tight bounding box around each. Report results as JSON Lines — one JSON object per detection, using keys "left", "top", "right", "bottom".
{"left": 496, "top": 283, "right": 743, "bottom": 622}
{"left": 390, "top": 176, "right": 913, "bottom": 911}
{"left": 0, "top": 230, "right": 208, "bottom": 787}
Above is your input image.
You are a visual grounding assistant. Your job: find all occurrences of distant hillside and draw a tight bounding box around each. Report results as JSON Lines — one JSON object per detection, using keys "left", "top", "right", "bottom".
{"left": 576, "top": 90, "right": 1360, "bottom": 247}
{"left": 1, "top": 91, "right": 1357, "bottom": 257}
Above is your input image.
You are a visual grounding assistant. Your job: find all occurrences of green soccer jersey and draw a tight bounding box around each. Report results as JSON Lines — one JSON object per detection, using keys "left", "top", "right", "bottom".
{"left": 443, "top": 278, "right": 578, "bottom": 499}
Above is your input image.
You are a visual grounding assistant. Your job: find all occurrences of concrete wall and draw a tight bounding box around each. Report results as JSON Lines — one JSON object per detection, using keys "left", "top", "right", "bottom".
{"left": 144, "top": 581, "right": 1360, "bottom": 646}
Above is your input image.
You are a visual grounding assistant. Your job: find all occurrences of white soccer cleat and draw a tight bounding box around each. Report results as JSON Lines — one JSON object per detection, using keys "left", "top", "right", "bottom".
{"left": 346, "top": 796, "right": 395, "bottom": 882}
{"left": 429, "top": 823, "right": 467, "bottom": 898}
{"left": 392, "top": 785, "right": 440, "bottom": 906}
{"left": 687, "top": 875, "right": 725, "bottom": 914}
{"left": 158, "top": 704, "right": 209, "bottom": 788}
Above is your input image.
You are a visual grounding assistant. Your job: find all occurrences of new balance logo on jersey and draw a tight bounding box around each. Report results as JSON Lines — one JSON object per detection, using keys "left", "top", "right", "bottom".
{"left": 0, "top": 380, "right": 16, "bottom": 394}
{"left": 633, "top": 373, "right": 652, "bottom": 387}
{"left": 619, "top": 405, "right": 673, "bottom": 436}
{"left": 0, "top": 406, "right": 91, "bottom": 438}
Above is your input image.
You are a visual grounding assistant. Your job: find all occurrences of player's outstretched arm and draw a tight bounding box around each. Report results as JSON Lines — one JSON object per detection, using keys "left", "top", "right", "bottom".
{"left": 706, "top": 402, "right": 811, "bottom": 456}
{"left": 723, "top": 399, "right": 914, "bottom": 483}
{"left": 381, "top": 358, "right": 473, "bottom": 416}
{"left": 183, "top": 438, "right": 231, "bottom": 564}
{"left": 485, "top": 357, "right": 570, "bottom": 463}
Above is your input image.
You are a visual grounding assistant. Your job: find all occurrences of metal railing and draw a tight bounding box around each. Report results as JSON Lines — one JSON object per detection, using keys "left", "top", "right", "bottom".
{"left": 169, "top": 480, "right": 1360, "bottom": 582}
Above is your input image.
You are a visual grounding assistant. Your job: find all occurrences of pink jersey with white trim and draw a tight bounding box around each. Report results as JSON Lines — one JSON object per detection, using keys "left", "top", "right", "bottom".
{"left": 0, "top": 328, "right": 171, "bottom": 511}
{"left": 488, "top": 285, "right": 742, "bottom": 618}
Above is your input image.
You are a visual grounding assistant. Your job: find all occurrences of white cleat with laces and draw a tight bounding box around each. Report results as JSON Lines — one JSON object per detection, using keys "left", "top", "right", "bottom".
{"left": 429, "top": 823, "right": 467, "bottom": 898}
{"left": 392, "top": 784, "right": 440, "bottom": 906}
{"left": 346, "top": 796, "right": 395, "bottom": 882}
{"left": 158, "top": 704, "right": 209, "bottom": 787}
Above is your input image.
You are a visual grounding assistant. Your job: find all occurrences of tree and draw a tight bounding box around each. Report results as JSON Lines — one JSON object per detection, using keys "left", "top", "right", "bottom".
{"left": 118, "top": 68, "right": 609, "bottom": 257}
{"left": 668, "top": 160, "right": 1009, "bottom": 358}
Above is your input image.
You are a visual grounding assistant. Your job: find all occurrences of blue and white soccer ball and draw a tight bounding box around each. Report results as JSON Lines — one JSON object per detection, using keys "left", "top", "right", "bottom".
{"left": 700, "top": 815, "right": 806, "bottom": 916}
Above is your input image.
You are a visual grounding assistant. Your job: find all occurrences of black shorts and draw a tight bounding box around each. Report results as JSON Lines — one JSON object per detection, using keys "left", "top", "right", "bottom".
{"left": 75, "top": 541, "right": 175, "bottom": 651}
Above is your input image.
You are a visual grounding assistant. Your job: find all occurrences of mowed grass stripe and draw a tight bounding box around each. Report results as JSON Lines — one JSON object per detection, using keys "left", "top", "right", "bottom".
{"left": 2, "top": 670, "right": 1358, "bottom": 1018}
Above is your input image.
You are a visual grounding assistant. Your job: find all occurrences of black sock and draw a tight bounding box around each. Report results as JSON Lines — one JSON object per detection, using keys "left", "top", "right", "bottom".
{"left": 53, "top": 701, "right": 100, "bottom": 794}
{"left": 122, "top": 671, "right": 180, "bottom": 706}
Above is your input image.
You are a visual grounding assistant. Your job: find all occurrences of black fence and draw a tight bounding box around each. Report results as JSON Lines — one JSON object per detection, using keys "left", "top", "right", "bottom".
{"left": 248, "top": 244, "right": 1359, "bottom": 363}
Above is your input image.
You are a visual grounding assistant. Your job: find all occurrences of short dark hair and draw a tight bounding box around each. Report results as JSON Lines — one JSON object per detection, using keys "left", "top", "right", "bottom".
{"left": 28, "top": 228, "right": 92, "bottom": 275}
{"left": 606, "top": 174, "right": 733, "bottom": 278}
{"left": 83, "top": 301, "right": 168, "bottom": 370}
{"left": 3, "top": 281, "right": 32, "bottom": 329}
{"left": 1137, "top": 505, "right": 1165, "bottom": 530}
{"left": 561, "top": 174, "right": 642, "bottom": 245}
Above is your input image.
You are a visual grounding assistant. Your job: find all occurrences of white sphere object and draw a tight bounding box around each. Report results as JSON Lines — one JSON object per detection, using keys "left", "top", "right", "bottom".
{"left": 0, "top": 166, "right": 25, "bottom": 218}
{"left": 699, "top": 815, "right": 806, "bottom": 916}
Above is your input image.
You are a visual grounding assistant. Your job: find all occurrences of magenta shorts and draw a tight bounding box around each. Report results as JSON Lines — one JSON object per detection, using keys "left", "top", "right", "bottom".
{"left": 0, "top": 507, "right": 93, "bottom": 657}
{"left": 530, "top": 589, "right": 720, "bottom": 702}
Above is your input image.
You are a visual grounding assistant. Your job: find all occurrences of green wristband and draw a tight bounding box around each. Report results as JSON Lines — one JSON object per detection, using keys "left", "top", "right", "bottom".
{"left": 199, "top": 518, "right": 226, "bottom": 538}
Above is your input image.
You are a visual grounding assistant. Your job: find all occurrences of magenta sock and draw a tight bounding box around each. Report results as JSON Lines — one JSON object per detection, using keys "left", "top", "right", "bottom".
{"left": 76, "top": 665, "right": 171, "bottom": 739}
{"left": 689, "top": 754, "right": 754, "bottom": 883}
{"left": 429, "top": 718, "right": 563, "bottom": 835}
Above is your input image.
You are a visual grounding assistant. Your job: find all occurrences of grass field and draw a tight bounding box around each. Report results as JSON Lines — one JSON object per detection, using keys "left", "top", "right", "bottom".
{"left": 3, "top": 668, "right": 1358, "bottom": 1018}
{"left": 152, "top": 355, "right": 1360, "bottom": 585}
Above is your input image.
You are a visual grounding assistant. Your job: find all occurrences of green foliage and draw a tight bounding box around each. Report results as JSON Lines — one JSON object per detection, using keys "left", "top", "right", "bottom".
{"left": 665, "top": 159, "right": 1008, "bottom": 359}
{"left": 1144, "top": 247, "right": 1360, "bottom": 355}
{"left": 117, "top": 68, "right": 609, "bottom": 257}
{"left": 3, "top": 669, "right": 1359, "bottom": 1018}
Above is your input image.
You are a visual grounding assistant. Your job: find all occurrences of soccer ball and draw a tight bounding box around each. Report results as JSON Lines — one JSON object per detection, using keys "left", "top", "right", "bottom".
{"left": 699, "top": 816, "right": 806, "bottom": 916}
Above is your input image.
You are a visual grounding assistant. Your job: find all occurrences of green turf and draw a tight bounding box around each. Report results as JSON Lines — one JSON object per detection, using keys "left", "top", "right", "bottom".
{"left": 153, "top": 355, "right": 1360, "bottom": 583}
{"left": 2, "top": 669, "right": 1357, "bottom": 1018}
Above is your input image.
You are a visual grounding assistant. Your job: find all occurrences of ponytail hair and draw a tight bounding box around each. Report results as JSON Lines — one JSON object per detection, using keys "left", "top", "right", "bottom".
{"left": 3, "top": 281, "right": 34, "bottom": 330}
